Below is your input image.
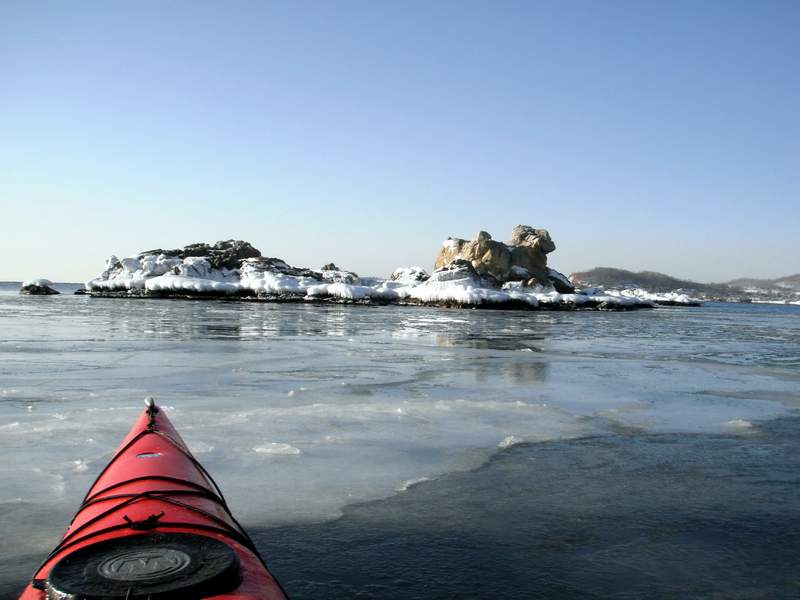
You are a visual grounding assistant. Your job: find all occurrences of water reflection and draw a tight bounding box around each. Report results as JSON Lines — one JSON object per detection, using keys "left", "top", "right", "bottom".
{"left": 74, "top": 301, "right": 559, "bottom": 352}
{"left": 94, "top": 301, "right": 380, "bottom": 341}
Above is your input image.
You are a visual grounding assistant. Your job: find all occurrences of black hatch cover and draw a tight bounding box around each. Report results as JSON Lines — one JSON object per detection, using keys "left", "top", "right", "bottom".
{"left": 46, "top": 532, "right": 240, "bottom": 598}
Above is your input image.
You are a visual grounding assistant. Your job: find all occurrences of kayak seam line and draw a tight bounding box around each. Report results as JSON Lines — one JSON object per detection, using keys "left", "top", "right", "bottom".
{"left": 81, "top": 488, "right": 227, "bottom": 510}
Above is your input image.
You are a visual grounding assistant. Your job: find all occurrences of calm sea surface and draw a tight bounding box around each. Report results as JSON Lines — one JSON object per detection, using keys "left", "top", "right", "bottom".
{"left": 1, "top": 282, "right": 798, "bottom": 598}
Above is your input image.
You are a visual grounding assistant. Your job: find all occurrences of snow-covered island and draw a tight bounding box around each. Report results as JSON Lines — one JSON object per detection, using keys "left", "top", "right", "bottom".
{"left": 83, "top": 226, "right": 702, "bottom": 310}
{"left": 20, "top": 278, "right": 60, "bottom": 295}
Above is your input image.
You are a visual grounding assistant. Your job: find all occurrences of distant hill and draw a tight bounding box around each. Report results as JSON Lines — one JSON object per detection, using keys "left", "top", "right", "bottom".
{"left": 724, "top": 274, "right": 800, "bottom": 293}
{"left": 569, "top": 267, "right": 800, "bottom": 300}
{"left": 568, "top": 268, "right": 733, "bottom": 295}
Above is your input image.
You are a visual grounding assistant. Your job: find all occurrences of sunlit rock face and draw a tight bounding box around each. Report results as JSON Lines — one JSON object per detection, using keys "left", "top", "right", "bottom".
{"left": 435, "top": 231, "right": 512, "bottom": 282}
{"left": 509, "top": 225, "right": 556, "bottom": 253}
{"left": 433, "top": 225, "right": 574, "bottom": 292}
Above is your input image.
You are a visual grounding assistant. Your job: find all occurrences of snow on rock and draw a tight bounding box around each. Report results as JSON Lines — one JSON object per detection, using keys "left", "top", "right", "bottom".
{"left": 407, "top": 281, "right": 539, "bottom": 307}
{"left": 20, "top": 279, "right": 59, "bottom": 295}
{"left": 145, "top": 275, "right": 239, "bottom": 295}
{"left": 389, "top": 266, "right": 430, "bottom": 284}
{"left": 591, "top": 288, "right": 703, "bottom": 306}
{"left": 307, "top": 282, "right": 399, "bottom": 302}
{"left": 428, "top": 259, "right": 484, "bottom": 286}
{"left": 83, "top": 238, "right": 664, "bottom": 311}
{"left": 86, "top": 254, "right": 182, "bottom": 290}
{"left": 318, "top": 263, "right": 360, "bottom": 284}
{"left": 547, "top": 268, "right": 574, "bottom": 293}
{"left": 22, "top": 278, "right": 54, "bottom": 288}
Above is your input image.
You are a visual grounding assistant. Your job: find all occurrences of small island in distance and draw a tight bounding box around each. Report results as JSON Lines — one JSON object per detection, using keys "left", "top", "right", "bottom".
{"left": 19, "top": 224, "right": 798, "bottom": 309}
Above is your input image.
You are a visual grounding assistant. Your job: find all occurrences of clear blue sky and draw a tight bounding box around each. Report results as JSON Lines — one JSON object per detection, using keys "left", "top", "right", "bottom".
{"left": 1, "top": 0, "right": 798, "bottom": 282}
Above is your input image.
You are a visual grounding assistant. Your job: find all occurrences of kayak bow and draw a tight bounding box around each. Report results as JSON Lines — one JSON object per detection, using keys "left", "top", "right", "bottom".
{"left": 19, "top": 399, "right": 287, "bottom": 599}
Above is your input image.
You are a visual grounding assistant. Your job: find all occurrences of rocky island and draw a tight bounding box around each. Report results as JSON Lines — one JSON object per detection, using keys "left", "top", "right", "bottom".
{"left": 19, "top": 279, "right": 60, "bottom": 295}
{"left": 82, "top": 226, "right": 701, "bottom": 310}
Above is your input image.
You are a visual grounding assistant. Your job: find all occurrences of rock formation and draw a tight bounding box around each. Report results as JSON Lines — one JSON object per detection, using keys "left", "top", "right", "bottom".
{"left": 389, "top": 266, "right": 430, "bottom": 284}
{"left": 138, "top": 240, "right": 261, "bottom": 270}
{"left": 79, "top": 228, "right": 704, "bottom": 309}
{"left": 242, "top": 257, "right": 320, "bottom": 279}
{"left": 319, "top": 263, "right": 360, "bottom": 284}
{"left": 434, "top": 225, "right": 574, "bottom": 292}
{"left": 20, "top": 279, "right": 59, "bottom": 295}
{"left": 429, "top": 259, "right": 483, "bottom": 285}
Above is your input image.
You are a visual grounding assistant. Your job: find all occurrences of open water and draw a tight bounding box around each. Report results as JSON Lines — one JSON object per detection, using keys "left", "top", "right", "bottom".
{"left": 0, "top": 282, "right": 798, "bottom": 598}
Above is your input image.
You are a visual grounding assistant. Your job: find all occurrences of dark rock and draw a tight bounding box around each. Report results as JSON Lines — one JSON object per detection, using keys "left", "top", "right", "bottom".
{"left": 190, "top": 240, "right": 261, "bottom": 269}
{"left": 137, "top": 248, "right": 182, "bottom": 258}
{"left": 321, "top": 263, "right": 339, "bottom": 271}
{"left": 138, "top": 240, "right": 261, "bottom": 270}
{"left": 547, "top": 268, "right": 575, "bottom": 293}
{"left": 73, "top": 288, "right": 88, "bottom": 295}
{"left": 20, "top": 280, "right": 59, "bottom": 295}
{"left": 242, "top": 257, "right": 322, "bottom": 280}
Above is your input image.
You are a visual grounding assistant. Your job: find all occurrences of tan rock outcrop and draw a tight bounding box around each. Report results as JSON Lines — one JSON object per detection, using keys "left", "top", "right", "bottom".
{"left": 435, "top": 231, "right": 513, "bottom": 282}
{"left": 509, "top": 225, "right": 556, "bottom": 253}
{"left": 433, "top": 225, "right": 573, "bottom": 291}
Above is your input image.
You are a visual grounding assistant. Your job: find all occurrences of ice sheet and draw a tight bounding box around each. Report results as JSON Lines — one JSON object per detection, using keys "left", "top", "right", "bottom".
{"left": 1, "top": 299, "right": 798, "bottom": 562}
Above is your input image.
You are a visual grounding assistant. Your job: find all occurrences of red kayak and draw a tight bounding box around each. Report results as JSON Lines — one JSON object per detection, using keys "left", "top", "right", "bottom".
{"left": 19, "top": 399, "right": 288, "bottom": 599}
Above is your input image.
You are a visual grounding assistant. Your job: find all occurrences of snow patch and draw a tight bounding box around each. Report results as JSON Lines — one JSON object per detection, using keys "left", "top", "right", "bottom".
{"left": 22, "top": 278, "right": 54, "bottom": 288}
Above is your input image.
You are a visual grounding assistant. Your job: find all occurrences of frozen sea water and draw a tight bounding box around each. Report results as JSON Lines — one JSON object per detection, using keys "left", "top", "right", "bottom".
{"left": 0, "top": 285, "right": 798, "bottom": 597}
{"left": 253, "top": 417, "right": 800, "bottom": 599}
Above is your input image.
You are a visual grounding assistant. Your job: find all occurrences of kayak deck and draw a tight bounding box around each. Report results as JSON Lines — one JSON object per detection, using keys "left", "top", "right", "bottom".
{"left": 19, "top": 399, "right": 287, "bottom": 599}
